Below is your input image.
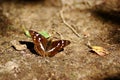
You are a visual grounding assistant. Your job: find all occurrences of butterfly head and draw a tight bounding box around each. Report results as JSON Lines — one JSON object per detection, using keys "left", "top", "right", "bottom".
{"left": 29, "top": 30, "right": 38, "bottom": 37}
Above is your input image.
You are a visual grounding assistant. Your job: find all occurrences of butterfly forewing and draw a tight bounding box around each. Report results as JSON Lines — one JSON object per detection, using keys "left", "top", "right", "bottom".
{"left": 47, "top": 40, "right": 70, "bottom": 57}
{"left": 29, "top": 30, "right": 47, "bottom": 48}
{"left": 29, "top": 30, "right": 48, "bottom": 56}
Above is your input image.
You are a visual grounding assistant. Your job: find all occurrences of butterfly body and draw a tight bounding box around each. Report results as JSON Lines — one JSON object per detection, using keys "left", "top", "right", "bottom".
{"left": 29, "top": 30, "right": 70, "bottom": 57}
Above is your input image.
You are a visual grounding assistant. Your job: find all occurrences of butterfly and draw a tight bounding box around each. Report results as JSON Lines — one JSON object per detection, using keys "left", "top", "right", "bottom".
{"left": 29, "top": 30, "right": 71, "bottom": 57}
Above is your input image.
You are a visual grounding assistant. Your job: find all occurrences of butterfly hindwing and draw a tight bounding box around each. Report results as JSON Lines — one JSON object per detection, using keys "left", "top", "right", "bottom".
{"left": 47, "top": 40, "right": 71, "bottom": 57}
{"left": 34, "top": 44, "right": 46, "bottom": 57}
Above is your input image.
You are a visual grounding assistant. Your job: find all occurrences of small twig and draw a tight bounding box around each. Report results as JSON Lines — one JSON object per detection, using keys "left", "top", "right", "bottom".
{"left": 60, "top": 9, "right": 81, "bottom": 38}
{"left": 56, "top": 31, "right": 63, "bottom": 39}
{"left": 85, "top": 41, "right": 92, "bottom": 49}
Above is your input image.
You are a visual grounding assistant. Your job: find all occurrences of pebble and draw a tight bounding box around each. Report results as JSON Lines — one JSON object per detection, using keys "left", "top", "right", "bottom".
{"left": 10, "top": 40, "right": 27, "bottom": 51}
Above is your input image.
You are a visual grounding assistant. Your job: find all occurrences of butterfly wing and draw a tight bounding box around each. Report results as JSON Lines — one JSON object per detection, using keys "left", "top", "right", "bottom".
{"left": 47, "top": 40, "right": 70, "bottom": 57}
{"left": 29, "top": 30, "right": 48, "bottom": 57}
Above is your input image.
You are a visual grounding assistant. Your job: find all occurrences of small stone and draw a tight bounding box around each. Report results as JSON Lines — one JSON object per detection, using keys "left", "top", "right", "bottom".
{"left": 10, "top": 40, "right": 27, "bottom": 51}
{"left": 0, "top": 61, "right": 19, "bottom": 73}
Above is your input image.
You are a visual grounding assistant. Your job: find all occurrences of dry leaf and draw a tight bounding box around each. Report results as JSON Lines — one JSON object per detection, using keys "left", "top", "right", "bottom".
{"left": 89, "top": 46, "right": 109, "bottom": 56}
{"left": 91, "top": 46, "right": 109, "bottom": 56}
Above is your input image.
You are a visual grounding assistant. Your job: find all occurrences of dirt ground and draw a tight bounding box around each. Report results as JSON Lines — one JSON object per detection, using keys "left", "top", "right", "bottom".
{"left": 0, "top": 0, "right": 120, "bottom": 80}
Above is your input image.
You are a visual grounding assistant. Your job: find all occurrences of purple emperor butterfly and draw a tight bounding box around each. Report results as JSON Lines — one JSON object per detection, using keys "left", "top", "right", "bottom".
{"left": 29, "top": 30, "right": 71, "bottom": 57}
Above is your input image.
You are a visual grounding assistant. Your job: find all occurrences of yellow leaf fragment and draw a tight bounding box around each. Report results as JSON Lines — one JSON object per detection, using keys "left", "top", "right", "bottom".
{"left": 91, "top": 46, "right": 109, "bottom": 56}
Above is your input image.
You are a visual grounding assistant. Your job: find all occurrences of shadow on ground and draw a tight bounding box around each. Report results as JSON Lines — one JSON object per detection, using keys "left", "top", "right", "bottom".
{"left": 92, "top": 9, "right": 120, "bottom": 45}
{"left": 0, "top": 9, "right": 14, "bottom": 36}
{"left": 103, "top": 73, "right": 120, "bottom": 80}
{"left": 0, "top": 0, "right": 45, "bottom": 3}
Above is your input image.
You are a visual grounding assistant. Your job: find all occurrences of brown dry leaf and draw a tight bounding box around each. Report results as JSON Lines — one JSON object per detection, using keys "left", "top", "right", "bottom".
{"left": 90, "top": 46, "right": 109, "bottom": 56}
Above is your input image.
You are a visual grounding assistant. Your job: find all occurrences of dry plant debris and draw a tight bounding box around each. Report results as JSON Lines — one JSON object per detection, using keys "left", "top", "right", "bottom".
{"left": 91, "top": 46, "right": 109, "bottom": 56}
{"left": 86, "top": 41, "right": 110, "bottom": 56}
{"left": 60, "top": 9, "right": 81, "bottom": 38}
{"left": 88, "top": 45, "right": 109, "bottom": 56}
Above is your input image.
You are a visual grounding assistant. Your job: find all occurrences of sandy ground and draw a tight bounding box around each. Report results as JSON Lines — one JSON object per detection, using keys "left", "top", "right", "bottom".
{"left": 0, "top": 0, "right": 120, "bottom": 80}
